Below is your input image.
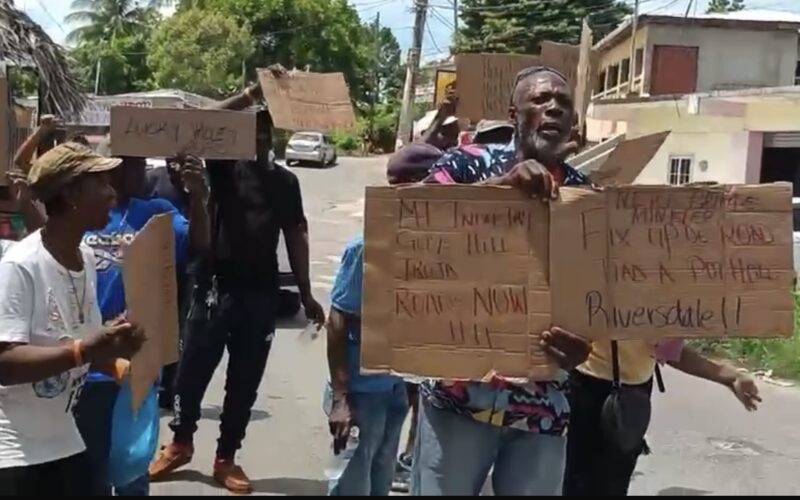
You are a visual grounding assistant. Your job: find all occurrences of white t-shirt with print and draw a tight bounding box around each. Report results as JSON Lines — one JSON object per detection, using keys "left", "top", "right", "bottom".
{"left": 0, "top": 230, "right": 102, "bottom": 469}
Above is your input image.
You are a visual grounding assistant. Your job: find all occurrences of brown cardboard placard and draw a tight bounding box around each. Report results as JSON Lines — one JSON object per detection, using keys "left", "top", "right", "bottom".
{"left": 551, "top": 184, "right": 795, "bottom": 340}
{"left": 124, "top": 214, "right": 179, "bottom": 411}
{"left": 258, "top": 70, "right": 356, "bottom": 131}
{"left": 455, "top": 53, "right": 540, "bottom": 122}
{"left": 362, "top": 184, "right": 560, "bottom": 381}
{"left": 110, "top": 107, "right": 257, "bottom": 160}
{"left": 540, "top": 41, "right": 579, "bottom": 91}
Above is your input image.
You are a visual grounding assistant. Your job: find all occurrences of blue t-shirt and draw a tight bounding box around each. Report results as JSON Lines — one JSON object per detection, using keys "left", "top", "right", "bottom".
{"left": 330, "top": 236, "right": 402, "bottom": 393}
{"left": 83, "top": 197, "right": 190, "bottom": 382}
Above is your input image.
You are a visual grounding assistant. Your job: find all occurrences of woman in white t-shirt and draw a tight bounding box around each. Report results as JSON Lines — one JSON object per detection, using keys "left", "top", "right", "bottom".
{"left": 0, "top": 143, "right": 146, "bottom": 496}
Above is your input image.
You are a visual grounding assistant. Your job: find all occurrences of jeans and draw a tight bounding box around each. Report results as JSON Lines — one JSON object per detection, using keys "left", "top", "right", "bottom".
{"left": 0, "top": 453, "right": 92, "bottom": 496}
{"left": 411, "top": 398, "right": 567, "bottom": 496}
{"left": 169, "top": 283, "right": 276, "bottom": 458}
{"left": 564, "top": 370, "right": 653, "bottom": 496}
{"left": 325, "top": 383, "right": 409, "bottom": 496}
{"left": 74, "top": 380, "right": 119, "bottom": 496}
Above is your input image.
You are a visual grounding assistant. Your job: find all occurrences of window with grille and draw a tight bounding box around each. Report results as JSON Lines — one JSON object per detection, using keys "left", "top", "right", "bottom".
{"left": 668, "top": 156, "right": 692, "bottom": 185}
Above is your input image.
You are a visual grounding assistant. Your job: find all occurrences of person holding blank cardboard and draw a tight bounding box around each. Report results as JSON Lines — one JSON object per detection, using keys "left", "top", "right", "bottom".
{"left": 0, "top": 143, "right": 146, "bottom": 495}
{"left": 412, "top": 66, "right": 592, "bottom": 496}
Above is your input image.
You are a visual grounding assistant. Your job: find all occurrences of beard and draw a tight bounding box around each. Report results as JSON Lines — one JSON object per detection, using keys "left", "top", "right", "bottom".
{"left": 516, "top": 129, "right": 564, "bottom": 164}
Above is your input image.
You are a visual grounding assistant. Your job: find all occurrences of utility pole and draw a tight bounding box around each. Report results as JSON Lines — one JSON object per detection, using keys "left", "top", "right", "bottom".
{"left": 94, "top": 58, "right": 102, "bottom": 96}
{"left": 396, "top": 0, "right": 428, "bottom": 151}
{"left": 628, "top": 0, "right": 640, "bottom": 88}
{"left": 368, "top": 12, "right": 380, "bottom": 146}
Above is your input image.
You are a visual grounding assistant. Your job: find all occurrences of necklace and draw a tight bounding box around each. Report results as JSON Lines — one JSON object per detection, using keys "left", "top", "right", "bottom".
{"left": 42, "top": 228, "right": 87, "bottom": 325}
{"left": 66, "top": 269, "right": 87, "bottom": 324}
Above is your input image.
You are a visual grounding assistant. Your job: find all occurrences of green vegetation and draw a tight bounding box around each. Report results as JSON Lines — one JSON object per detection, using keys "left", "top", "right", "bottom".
{"left": 457, "top": 0, "right": 631, "bottom": 53}
{"left": 692, "top": 291, "right": 800, "bottom": 379}
{"left": 706, "top": 0, "right": 746, "bottom": 14}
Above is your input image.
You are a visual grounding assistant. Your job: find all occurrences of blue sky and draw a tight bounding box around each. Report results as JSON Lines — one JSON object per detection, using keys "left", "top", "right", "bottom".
{"left": 17, "top": 0, "right": 800, "bottom": 61}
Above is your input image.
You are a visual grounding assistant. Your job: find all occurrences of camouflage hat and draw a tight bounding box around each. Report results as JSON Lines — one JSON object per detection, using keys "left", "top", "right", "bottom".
{"left": 28, "top": 142, "right": 122, "bottom": 202}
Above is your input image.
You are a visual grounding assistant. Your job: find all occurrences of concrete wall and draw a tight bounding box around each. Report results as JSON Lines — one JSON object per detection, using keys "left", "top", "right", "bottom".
{"left": 588, "top": 94, "right": 800, "bottom": 184}
{"left": 646, "top": 24, "right": 799, "bottom": 92}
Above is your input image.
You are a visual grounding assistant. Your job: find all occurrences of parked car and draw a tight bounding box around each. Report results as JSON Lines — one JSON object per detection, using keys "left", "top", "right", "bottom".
{"left": 285, "top": 132, "right": 337, "bottom": 168}
{"left": 793, "top": 197, "right": 800, "bottom": 275}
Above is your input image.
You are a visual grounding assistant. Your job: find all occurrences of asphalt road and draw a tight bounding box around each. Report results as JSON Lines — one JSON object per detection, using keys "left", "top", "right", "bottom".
{"left": 152, "top": 156, "right": 800, "bottom": 496}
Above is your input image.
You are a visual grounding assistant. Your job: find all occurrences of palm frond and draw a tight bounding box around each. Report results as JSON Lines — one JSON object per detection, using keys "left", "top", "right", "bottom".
{"left": 0, "top": 0, "right": 86, "bottom": 116}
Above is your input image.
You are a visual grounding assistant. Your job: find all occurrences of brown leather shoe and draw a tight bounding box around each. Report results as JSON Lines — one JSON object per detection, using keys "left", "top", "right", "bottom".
{"left": 213, "top": 459, "right": 252, "bottom": 495}
{"left": 149, "top": 443, "right": 194, "bottom": 481}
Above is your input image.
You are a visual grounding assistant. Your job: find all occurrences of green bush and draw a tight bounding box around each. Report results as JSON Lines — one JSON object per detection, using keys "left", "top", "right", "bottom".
{"left": 331, "top": 129, "right": 363, "bottom": 153}
{"left": 691, "top": 291, "right": 800, "bottom": 379}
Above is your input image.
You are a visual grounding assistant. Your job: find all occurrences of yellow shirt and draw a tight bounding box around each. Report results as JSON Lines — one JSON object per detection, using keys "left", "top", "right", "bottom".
{"left": 578, "top": 340, "right": 656, "bottom": 386}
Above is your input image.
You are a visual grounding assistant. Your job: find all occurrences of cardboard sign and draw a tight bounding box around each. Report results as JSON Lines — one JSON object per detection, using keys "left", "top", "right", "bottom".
{"left": 540, "top": 41, "right": 580, "bottom": 91}
{"left": 434, "top": 70, "right": 457, "bottom": 107}
{"left": 124, "top": 214, "right": 179, "bottom": 411}
{"left": 110, "top": 107, "right": 257, "bottom": 160}
{"left": 574, "top": 20, "right": 595, "bottom": 132}
{"left": 362, "top": 183, "right": 794, "bottom": 381}
{"left": 258, "top": 70, "right": 356, "bottom": 131}
{"left": 551, "top": 184, "right": 795, "bottom": 340}
{"left": 455, "top": 53, "right": 541, "bottom": 122}
{"left": 362, "top": 185, "right": 560, "bottom": 381}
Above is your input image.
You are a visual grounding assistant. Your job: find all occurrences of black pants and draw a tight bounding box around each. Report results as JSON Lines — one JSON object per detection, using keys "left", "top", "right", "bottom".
{"left": 0, "top": 453, "right": 92, "bottom": 496}
{"left": 169, "top": 283, "right": 276, "bottom": 459}
{"left": 564, "top": 370, "right": 653, "bottom": 497}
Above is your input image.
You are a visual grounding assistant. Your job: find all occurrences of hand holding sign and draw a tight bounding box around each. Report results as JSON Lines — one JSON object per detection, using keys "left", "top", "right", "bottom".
{"left": 540, "top": 327, "right": 591, "bottom": 371}
{"left": 491, "top": 159, "right": 559, "bottom": 200}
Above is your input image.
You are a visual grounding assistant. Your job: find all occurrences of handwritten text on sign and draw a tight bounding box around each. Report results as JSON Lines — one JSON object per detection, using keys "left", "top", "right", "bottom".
{"left": 551, "top": 184, "right": 795, "bottom": 340}
{"left": 361, "top": 185, "right": 560, "bottom": 381}
{"left": 110, "top": 107, "right": 256, "bottom": 160}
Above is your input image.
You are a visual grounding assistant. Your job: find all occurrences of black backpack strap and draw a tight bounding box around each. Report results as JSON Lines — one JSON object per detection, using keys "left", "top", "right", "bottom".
{"left": 611, "top": 340, "right": 621, "bottom": 389}
{"left": 654, "top": 363, "right": 666, "bottom": 393}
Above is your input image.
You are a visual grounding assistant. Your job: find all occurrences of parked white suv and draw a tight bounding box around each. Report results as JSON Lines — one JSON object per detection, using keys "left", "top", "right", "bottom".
{"left": 285, "top": 132, "right": 337, "bottom": 168}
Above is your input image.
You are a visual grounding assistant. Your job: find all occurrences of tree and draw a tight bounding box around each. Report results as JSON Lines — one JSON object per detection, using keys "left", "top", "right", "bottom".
{"left": 65, "top": 0, "right": 164, "bottom": 44}
{"left": 147, "top": 8, "right": 254, "bottom": 98}
{"left": 457, "top": 0, "right": 631, "bottom": 54}
{"left": 706, "top": 0, "right": 745, "bottom": 14}
{"left": 181, "top": 0, "right": 379, "bottom": 103}
{"left": 67, "top": 1, "right": 163, "bottom": 94}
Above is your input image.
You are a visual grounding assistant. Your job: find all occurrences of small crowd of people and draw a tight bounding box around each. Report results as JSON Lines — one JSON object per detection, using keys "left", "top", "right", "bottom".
{"left": 0, "top": 64, "right": 762, "bottom": 497}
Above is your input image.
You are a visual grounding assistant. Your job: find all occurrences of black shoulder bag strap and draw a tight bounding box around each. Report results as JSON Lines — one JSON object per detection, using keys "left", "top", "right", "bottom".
{"left": 612, "top": 340, "right": 666, "bottom": 393}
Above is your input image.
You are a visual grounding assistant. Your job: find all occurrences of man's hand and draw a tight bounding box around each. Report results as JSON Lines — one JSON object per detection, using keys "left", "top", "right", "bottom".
{"left": 495, "top": 159, "right": 559, "bottom": 200}
{"left": 329, "top": 393, "right": 354, "bottom": 455}
{"left": 177, "top": 155, "right": 208, "bottom": 199}
{"left": 730, "top": 374, "right": 762, "bottom": 411}
{"left": 82, "top": 322, "right": 147, "bottom": 363}
{"left": 540, "top": 327, "right": 591, "bottom": 371}
{"left": 6, "top": 170, "right": 32, "bottom": 208}
{"left": 303, "top": 293, "right": 326, "bottom": 329}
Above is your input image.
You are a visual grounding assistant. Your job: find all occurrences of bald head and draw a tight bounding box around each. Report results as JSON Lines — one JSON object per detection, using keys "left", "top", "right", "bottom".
{"left": 508, "top": 67, "right": 574, "bottom": 164}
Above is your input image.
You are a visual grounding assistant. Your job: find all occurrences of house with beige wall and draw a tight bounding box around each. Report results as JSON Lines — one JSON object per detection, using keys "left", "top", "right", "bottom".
{"left": 593, "top": 11, "right": 800, "bottom": 101}
{"left": 583, "top": 11, "right": 800, "bottom": 195}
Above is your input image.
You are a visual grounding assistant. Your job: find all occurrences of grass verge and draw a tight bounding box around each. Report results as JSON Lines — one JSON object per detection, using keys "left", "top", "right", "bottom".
{"left": 691, "top": 292, "right": 800, "bottom": 380}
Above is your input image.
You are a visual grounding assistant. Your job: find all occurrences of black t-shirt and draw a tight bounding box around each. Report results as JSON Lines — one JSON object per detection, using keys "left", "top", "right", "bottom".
{"left": 206, "top": 160, "right": 306, "bottom": 289}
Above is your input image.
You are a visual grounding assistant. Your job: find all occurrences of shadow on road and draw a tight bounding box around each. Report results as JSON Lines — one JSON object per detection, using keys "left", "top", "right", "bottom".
{"left": 250, "top": 477, "right": 327, "bottom": 495}
{"left": 658, "top": 486, "right": 712, "bottom": 496}
{"left": 201, "top": 404, "right": 271, "bottom": 422}
{"left": 154, "top": 470, "right": 326, "bottom": 495}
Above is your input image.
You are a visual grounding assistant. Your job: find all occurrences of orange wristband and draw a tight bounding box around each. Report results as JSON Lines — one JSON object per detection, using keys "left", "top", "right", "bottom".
{"left": 71, "top": 340, "right": 84, "bottom": 367}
